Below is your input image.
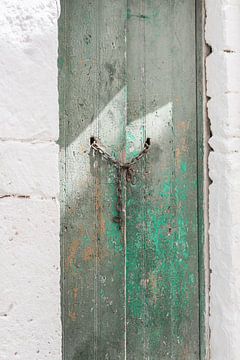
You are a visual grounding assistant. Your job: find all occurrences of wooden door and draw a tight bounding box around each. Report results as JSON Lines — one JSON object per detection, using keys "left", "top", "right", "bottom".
{"left": 59, "top": 1, "right": 203, "bottom": 359}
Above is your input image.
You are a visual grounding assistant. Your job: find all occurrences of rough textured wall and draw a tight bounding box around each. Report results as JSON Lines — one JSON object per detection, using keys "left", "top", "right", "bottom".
{"left": 0, "top": 1, "right": 61, "bottom": 359}
{"left": 0, "top": 0, "right": 239, "bottom": 358}
{"left": 206, "top": 0, "right": 240, "bottom": 359}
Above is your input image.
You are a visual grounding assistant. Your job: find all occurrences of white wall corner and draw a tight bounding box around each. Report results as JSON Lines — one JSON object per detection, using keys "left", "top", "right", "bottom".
{"left": 0, "top": 1, "right": 61, "bottom": 359}
{"left": 206, "top": 0, "right": 240, "bottom": 359}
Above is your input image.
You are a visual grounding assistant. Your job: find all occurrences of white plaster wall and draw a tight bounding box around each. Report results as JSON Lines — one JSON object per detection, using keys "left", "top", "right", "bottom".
{"left": 0, "top": 1, "right": 61, "bottom": 359}
{"left": 1, "top": 0, "right": 239, "bottom": 359}
{"left": 206, "top": 0, "right": 240, "bottom": 359}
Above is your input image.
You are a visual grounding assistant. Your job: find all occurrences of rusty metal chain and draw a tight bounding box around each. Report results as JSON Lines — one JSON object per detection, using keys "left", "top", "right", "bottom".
{"left": 90, "top": 136, "right": 151, "bottom": 226}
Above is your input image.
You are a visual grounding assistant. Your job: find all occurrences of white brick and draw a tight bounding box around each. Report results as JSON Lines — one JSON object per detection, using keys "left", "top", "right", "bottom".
{"left": 224, "top": 0, "right": 240, "bottom": 4}
{"left": 206, "top": 1, "right": 240, "bottom": 51}
{"left": 209, "top": 155, "right": 240, "bottom": 250}
{"left": 206, "top": 53, "right": 226, "bottom": 97}
{"left": 209, "top": 136, "right": 240, "bottom": 153}
{"left": 0, "top": 0, "right": 59, "bottom": 141}
{"left": 205, "top": 1, "right": 224, "bottom": 49}
{"left": 0, "top": 141, "right": 59, "bottom": 197}
{"left": 0, "top": 198, "right": 61, "bottom": 360}
{"left": 209, "top": 163, "right": 240, "bottom": 358}
{"left": 207, "top": 52, "right": 240, "bottom": 97}
{"left": 208, "top": 94, "right": 240, "bottom": 138}
{"left": 224, "top": 5, "right": 240, "bottom": 51}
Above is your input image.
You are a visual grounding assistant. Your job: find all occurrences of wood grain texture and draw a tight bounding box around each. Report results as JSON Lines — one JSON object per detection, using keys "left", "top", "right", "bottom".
{"left": 59, "top": 1, "right": 201, "bottom": 359}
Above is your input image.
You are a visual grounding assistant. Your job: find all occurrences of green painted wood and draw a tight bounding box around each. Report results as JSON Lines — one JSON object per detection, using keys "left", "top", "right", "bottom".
{"left": 59, "top": 1, "right": 203, "bottom": 359}
{"left": 126, "top": 1, "right": 199, "bottom": 358}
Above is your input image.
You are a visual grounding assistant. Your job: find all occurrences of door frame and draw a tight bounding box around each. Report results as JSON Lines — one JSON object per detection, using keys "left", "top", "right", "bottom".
{"left": 196, "top": 1, "right": 209, "bottom": 359}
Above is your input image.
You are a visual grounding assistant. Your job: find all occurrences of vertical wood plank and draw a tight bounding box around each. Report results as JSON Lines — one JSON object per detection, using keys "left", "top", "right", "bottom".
{"left": 126, "top": 0, "right": 199, "bottom": 358}
{"left": 59, "top": 1, "right": 98, "bottom": 358}
{"left": 59, "top": 0, "right": 127, "bottom": 358}
{"left": 126, "top": 0, "right": 147, "bottom": 357}
{"left": 95, "top": 0, "right": 127, "bottom": 358}
{"left": 170, "top": 1, "right": 199, "bottom": 357}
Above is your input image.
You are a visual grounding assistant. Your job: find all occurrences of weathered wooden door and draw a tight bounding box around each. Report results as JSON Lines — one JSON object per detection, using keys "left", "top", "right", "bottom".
{"left": 59, "top": 0, "right": 203, "bottom": 359}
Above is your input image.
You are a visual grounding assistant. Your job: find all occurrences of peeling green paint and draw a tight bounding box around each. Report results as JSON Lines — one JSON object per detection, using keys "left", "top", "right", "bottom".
{"left": 60, "top": 0, "right": 202, "bottom": 358}
{"left": 181, "top": 161, "right": 187, "bottom": 173}
{"left": 127, "top": 8, "right": 150, "bottom": 20}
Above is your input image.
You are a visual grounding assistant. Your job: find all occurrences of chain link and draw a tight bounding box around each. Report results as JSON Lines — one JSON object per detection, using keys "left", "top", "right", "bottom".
{"left": 90, "top": 137, "right": 151, "bottom": 226}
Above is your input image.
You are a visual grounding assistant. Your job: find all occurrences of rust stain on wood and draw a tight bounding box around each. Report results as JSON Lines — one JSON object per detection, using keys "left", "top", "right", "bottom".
{"left": 66, "top": 239, "right": 80, "bottom": 270}
{"left": 78, "top": 224, "right": 84, "bottom": 236}
{"left": 69, "top": 311, "right": 77, "bottom": 321}
{"left": 96, "top": 176, "right": 106, "bottom": 236}
{"left": 176, "top": 141, "right": 188, "bottom": 167}
{"left": 73, "top": 288, "right": 78, "bottom": 303}
{"left": 83, "top": 246, "right": 94, "bottom": 261}
{"left": 177, "top": 120, "right": 190, "bottom": 131}
{"left": 83, "top": 244, "right": 110, "bottom": 263}
{"left": 69, "top": 288, "right": 79, "bottom": 321}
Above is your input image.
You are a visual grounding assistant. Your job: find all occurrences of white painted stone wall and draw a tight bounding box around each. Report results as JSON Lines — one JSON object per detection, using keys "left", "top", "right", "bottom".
{"left": 1, "top": 0, "right": 240, "bottom": 359}
{"left": 0, "top": 1, "right": 61, "bottom": 359}
{"left": 206, "top": 0, "right": 240, "bottom": 359}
